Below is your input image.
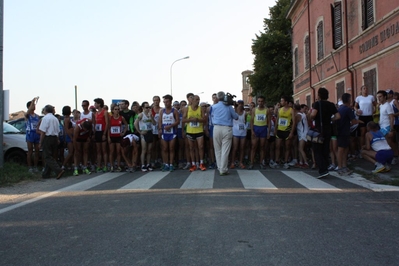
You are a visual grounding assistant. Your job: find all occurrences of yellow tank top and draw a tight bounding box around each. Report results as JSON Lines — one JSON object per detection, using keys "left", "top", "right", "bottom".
{"left": 253, "top": 108, "right": 267, "bottom": 126}
{"left": 186, "top": 106, "right": 203, "bottom": 134}
{"left": 277, "top": 107, "right": 292, "bottom": 131}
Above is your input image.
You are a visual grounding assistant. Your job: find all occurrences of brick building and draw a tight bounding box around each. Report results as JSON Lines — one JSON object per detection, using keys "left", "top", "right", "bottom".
{"left": 287, "top": 0, "right": 399, "bottom": 106}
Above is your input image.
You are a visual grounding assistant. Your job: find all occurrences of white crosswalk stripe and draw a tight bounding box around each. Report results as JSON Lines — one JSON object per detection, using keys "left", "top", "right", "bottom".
{"left": 281, "top": 171, "right": 342, "bottom": 191}
{"left": 237, "top": 170, "right": 277, "bottom": 189}
{"left": 118, "top": 171, "right": 169, "bottom": 190}
{"left": 181, "top": 170, "right": 215, "bottom": 189}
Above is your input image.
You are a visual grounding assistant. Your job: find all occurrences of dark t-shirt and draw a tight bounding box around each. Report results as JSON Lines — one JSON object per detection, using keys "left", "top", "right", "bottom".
{"left": 120, "top": 110, "right": 136, "bottom": 134}
{"left": 312, "top": 100, "right": 338, "bottom": 136}
{"left": 338, "top": 105, "right": 355, "bottom": 136}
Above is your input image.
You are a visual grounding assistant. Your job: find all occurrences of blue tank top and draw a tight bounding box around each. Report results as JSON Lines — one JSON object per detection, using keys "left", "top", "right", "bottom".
{"left": 391, "top": 101, "right": 399, "bottom": 125}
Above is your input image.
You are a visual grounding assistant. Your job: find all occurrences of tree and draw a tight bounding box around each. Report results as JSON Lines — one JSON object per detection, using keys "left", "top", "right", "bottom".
{"left": 249, "top": 0, "right": 293, "bottom": 105}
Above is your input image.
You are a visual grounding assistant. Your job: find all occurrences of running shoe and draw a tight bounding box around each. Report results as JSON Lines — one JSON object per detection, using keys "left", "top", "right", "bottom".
{"left": 83, "top": 168, "right": 91, "bottom": 175}
{"left": 146, "top": 164, "right": 153, "bottom": 171}
{"left": 199, "top": 163, "right": 206, "bottom": 171}
{"left": 73, "top": 169, "right": 79, "bottom": 176}
{"left": 141, "top": 165, "right": 148, "bottom": 172}
{"left": 189, "top": 165, "right": 197, "bottom": 172}
{"left": 169, "top": 165, "right": 174, "bottom": 172}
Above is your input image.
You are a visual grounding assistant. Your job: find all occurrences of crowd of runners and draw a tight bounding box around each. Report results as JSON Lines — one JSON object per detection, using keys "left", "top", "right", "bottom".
{"left": 23, "top": 85, "right": 398, "bottom": 177}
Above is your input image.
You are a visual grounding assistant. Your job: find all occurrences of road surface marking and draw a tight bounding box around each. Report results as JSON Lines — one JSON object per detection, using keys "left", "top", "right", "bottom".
{"left": 237, "top": 170, "right": 277, "bottom": 189}
{"left": 282, "top": 171, "right": 341, "bottom": 191}
{"left": 180, "top": 170, "right": 215, "bottom": 189}
{"left": 118, "top": 171, "right": 169, "bottom": 190}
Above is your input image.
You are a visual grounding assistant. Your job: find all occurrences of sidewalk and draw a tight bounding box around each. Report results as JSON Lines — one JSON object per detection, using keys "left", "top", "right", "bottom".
{"left": 347, "top": 157, "right": 399, "bottom": 182}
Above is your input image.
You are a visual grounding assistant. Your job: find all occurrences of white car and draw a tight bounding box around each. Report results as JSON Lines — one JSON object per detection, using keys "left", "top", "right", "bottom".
{"left": 3, "top": 122, "right": 28, "bottom": 163}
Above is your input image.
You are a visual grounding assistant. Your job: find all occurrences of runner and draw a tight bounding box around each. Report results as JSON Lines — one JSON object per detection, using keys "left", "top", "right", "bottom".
{"left": 94, "top": 98, "right": 109, "bottom": 172}
{"left": 72, "top": 119, "right": 93, "bottom": 176}
{"left": 108, "top": 104, "right": 128, "bottom": 172}
{"left": 158, "top": 94, "right": 180, "bottom": 171}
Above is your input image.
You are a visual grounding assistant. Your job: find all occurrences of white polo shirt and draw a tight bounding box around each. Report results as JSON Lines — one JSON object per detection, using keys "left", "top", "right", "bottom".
{"left": 39, "top": 113, "right": 60, "bottom": 136}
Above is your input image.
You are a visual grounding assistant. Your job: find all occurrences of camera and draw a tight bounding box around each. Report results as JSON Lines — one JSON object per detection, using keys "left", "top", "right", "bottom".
{"left": 223, "top": 92, "right": 236, "bottom": 105}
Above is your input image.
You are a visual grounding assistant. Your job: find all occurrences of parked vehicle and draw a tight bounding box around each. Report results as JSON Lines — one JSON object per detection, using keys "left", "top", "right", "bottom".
{"left": 3, "top": 122, "right": 28, "bottom": 164}
{"left": 8, "top": 118, "right": 26, "bottom": 133}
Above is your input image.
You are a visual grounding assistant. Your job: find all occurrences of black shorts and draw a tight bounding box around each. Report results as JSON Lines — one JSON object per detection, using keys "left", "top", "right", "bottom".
{"left": 268, "top": 136, "right": 276, "bottom": 143}
{"left": 276, "top": 130, "right": 290, "bottom": 140}
{"left": 187, "top": 133, "right": 204, "bottom": 141}
{"left": 110, "top": 136, "right": 122, "bottom": 143}
{"left": 358, "top": 116, "right": 373, "bottom": 128}
{"left": 337, "top": 135, "right": 350, "bottom": 148}
{"left": 144, "top": 132, "right": 153, "bottom": 143}
{"left": 95, "top": 131, "right": 106, "bottom": 142}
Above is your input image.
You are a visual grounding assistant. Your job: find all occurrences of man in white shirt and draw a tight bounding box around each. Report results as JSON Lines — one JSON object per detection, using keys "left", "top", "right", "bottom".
{"left": 39, "top": 105, "right": 65, "bottom": 179}
{"left": 376, "top": 90, "right": 398, "bottom": 164}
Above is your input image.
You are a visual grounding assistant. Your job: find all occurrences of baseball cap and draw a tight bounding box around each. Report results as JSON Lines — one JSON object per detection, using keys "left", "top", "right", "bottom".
{"left": 89, "top": 105, "right": 96, "bottom": 110}
{"left": 386, "top": 89, "right": 394, "bottom": 94}
{"left": 237, "top": 100, "right": 244, "bottom": 104}
{"left": 173, "top": 101, "right": 180, "bottom": 105}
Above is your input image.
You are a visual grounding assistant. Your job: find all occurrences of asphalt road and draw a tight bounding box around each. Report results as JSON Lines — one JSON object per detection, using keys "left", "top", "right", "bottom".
{"left": 1, "top": 169, "right": 399, "bottom": 266}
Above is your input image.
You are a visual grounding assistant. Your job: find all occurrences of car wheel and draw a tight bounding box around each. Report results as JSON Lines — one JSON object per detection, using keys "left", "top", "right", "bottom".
{"left": 5, "top": 149, "right": 27, "bottom": 164}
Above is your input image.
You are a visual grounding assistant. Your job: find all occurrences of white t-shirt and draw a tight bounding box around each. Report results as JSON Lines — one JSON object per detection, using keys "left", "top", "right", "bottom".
{"left": 355, "top": 95, "right": 375, "bottom": 116}
{"left": 379, "top": 102, "right": 394, "bottom": 128}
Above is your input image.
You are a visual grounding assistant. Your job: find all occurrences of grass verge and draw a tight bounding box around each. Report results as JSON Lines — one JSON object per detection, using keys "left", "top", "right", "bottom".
{"left": 0, "top": 163, "right": 42, "bottom": 186}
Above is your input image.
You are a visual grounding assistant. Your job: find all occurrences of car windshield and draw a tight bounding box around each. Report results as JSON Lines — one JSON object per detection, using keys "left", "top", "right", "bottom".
{"left": 3, "top": 122, "right": 23, "bottom": 134}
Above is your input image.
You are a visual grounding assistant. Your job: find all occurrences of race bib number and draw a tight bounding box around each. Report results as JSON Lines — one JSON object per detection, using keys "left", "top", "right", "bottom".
{"left": 95, "top": 124, "right": 102, "bottom": 131}
{"left": 111, "top": 126, "right": 121, "bottom": 134}
{"left": 190, "top": 122, "right": 199, "bottom": 128}
{"left": 256, "top": 114, "right": 266, "bottom": 121}
{"left": 152, "top": 124, "right": 158, "bottom": 134}
{"left": 278, "top": 118, "right": 288, "bottom": 126}
{"left": 163, "top": 124, "right": 173, "bottom": 134}
{"left": 238, "top": 124, "right": 245, "bottom": 131}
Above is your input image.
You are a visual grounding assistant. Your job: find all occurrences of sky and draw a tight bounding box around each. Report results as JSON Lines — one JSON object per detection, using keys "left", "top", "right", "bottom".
{"left": 4, "top": 0, "right": 276, "bottom": 114}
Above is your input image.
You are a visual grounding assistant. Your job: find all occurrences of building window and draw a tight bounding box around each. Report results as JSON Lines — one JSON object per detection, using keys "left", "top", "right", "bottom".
{"left": 336, "top": 81, "right": 345, "bottom": 102}
{"left": 361, "top": 0, "right": 374, "bottom": 30}
{"left": 304, "top": 35, "right": 310, "bottom": 70}
{"left": 294, "top": 47, "right": 299, "bottom": 77}
{"left": 317, "top": 21, "right": 324, "bottom": 61}
{"left": 331, "top": 2, "right": 343, "bottom": 49}
{"left": 363, "top": 68, "right": 377, "bottom": 96}
{"left": 306, "top": 95, "right": 311, "bottom": 107}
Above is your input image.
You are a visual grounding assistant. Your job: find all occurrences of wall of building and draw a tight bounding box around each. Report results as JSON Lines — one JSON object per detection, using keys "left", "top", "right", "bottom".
{"left": 287, "top": 0, "right": 399, "bottom": 106}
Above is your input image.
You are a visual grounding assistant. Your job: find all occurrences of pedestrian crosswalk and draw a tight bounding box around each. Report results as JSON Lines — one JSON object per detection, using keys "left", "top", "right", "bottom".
{"left": 61, "top": 169, "right": 399, "bottom": 192}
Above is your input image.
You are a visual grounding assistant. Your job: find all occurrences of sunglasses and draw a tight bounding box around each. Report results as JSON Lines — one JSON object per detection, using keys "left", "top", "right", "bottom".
{"left": 114, "top": 108, "right": 120, "bottom": 111}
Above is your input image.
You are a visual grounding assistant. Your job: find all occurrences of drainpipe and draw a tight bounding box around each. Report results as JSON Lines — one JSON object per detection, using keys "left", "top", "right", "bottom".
{"left": 308, "top": 0, "right": 316, "bottom": 101}
{"left": 345, "top": 0, "right": 355, "bottom": 95}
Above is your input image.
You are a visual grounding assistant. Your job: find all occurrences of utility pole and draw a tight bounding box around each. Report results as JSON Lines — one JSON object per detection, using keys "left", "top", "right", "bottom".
{"left": 0, "top": 0, "right": 4, "bottom": 168}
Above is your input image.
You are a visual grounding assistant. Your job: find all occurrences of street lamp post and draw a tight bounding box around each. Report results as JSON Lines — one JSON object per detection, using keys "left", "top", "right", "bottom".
{"left": 170, "top": 56, "right": 189, "bottom": 96}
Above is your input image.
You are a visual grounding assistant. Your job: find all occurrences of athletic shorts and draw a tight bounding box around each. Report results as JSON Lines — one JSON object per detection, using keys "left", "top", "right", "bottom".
{"left": 186, "top": 132, "right": 204, "bottom": 141}
{"left": 380, "top": 126, "right": 391, "bottom": 136}
{"left": 253, "top": 125, "right": 267, "bottom": 138}
{"left": 337, "top": 135, "right": 350, "bottom": 148}
{"left": 376, "top": 149, "right": 394, "bottom": 165}
{"left": 143, "top": 132, "right": 153, "bottom": 143}
{"left": 26, "top": 132, "right": 40, "bottom": 144}
{"left": 233, "top": 135, "right": 246, "bottom": 139}
{"left": 359, "top": 115, "right": 373, "bottom": 128}
{"left": 276, "top": 130, "right": 290, "bottom": 140}
{"left": 162, "top": 134, "right": 177, "bottom": 141}
{"left": 110, "top": 136, "right": 122, "bottom": 143}
{"left": 95, "top": 131, "right": 106, "bottom": 142}
{"left": 297, "top": 131, "right": 307, "bottom": 142}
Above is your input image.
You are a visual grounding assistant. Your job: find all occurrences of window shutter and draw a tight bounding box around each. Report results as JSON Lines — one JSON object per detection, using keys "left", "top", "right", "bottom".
{"left": 332, "top": 2, "right": 343, "bottom": 49}
{"left": 361, "top": 0, "right": 366, "bottom": 30}
{"left": 294, "top": 48, "right": 299, "bottom": 77}
{"left": 317, "top": 21, "right": 324, "bottom": 61}
{"left": 336, "top": 81, "right": 345, "bottom": 101}
{"left": 305, "top": 36, "right": 310, "bottom": 70}
{"left": 366, "top": 0, "right": 374, "bottom": 27}
{"left": 363, "top": 68, "right": 377, "bottom": 96}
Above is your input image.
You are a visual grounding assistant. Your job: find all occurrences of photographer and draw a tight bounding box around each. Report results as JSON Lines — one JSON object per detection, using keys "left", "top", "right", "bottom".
{"left": 211, "top": 91, "right": 238, "bottom": 175}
